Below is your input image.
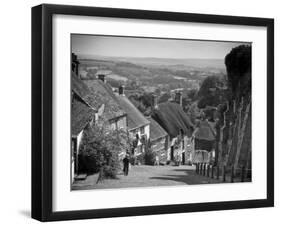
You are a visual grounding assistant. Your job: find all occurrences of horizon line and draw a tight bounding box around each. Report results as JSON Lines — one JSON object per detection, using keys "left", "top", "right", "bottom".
{"left": 75, "top": 53, "right": 225, "bottom": 61}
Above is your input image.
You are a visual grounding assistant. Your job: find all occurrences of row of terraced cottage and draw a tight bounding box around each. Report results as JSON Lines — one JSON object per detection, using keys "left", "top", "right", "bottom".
{"left": 71, "top": 54, "right": 216, "bottom": 181}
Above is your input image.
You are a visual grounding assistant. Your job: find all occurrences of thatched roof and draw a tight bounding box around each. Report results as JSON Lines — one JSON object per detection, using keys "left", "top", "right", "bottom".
{"left": 116, "top": 94, "right": 150, "bottom": 131}
{"left": 83, "top": 80, "right": 126, "bottom": 121}
{"left": 71, "top": 72, "right": 101, "bottom": 111}
{"left": 71, "top": 73, "right": 126, "bottom": 134}
{"left": 147, "top": 117, "right": 168, "bottom": 141}
{"left": 151, "top": 102, "right": 194, "bottom": 138}
{"left": 71, "top": 95, "right": 95, "bottom": 136}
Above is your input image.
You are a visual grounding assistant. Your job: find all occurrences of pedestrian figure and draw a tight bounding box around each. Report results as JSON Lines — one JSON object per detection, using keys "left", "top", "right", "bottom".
{"left": 154, "top": 155, "right": 159, "bottom": 166}
{"left": 123, "top": 154, "right": 130, "bottom": 176}
{"left": 96, "top": 163, "right": 105, "bottom": 184}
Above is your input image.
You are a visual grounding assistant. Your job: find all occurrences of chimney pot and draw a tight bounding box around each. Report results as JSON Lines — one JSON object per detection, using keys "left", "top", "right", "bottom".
{"left": 119, "top": 85, "right": 125, "bottom": 96}
{"left": 71, "top": 53, "right": 80, "bottom": 78}
{"left": 98, "top": 74, "right": 106, "bottom": 83}
{"left": 175, "top": 91, "right": 183, "bottom": 107}
{"left": 151, "top": 94, "right": 158, "bottom": 110}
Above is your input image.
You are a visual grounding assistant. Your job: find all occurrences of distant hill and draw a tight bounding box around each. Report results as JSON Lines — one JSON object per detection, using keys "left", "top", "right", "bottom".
{"left": 76, "top": 54, "right": 226, "bottom": 90}
{"left": 78, "top": 55, "right": 225, "bottom": 70}
{"left": 118, "top": 57, "right": 225, "bottom": 70}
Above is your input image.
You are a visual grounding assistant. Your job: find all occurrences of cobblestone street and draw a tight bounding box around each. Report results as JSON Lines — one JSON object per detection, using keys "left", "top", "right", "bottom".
{"left": 72, "top": 165, "right": 224, "bottom": 190}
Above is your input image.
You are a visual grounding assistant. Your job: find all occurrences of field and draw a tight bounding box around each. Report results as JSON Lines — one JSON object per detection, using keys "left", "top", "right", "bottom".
{"left": 78, "top": 56, "right": 226, "bottom": 91}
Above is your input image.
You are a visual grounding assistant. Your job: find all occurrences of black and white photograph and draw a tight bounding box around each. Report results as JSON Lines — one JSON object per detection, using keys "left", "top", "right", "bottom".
{"left": 0, "top": 0, "right": 277, "bottom": 224}
{"left": 71, "top": 35, "right": 252, "bottom": 190}
{"left": 28, "top": 2, "right": 274, "bottom": 222}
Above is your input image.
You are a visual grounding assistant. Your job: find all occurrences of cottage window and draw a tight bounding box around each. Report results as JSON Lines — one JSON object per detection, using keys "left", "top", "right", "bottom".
{"left": 110, "top": 122, "right": 116, "bottom": 130}
{"left": 117, "top": 117, "right": 125, "bottom": 130}
{"left": 140, "top": 126, "right": 145, "bottom": 134}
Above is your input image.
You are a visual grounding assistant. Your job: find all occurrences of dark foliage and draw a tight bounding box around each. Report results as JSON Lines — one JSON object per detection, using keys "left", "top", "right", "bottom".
{"left": 197, "top": 76, "right": 227, "bottom": 109}
{"left": 186, "top": 89, "right": 198, "bottom": 101}
{"left": 197, "top": 76, "right": 221, "bottom": 98}
{"left": 79, "top": 122, "right": 131, "bottom": 178}
{"left": 225, "top": 45, "right": 252, "bottom": 95}
{"left": 187, "top": 103, "right": 201, "bottom": 124}
{"left": 158, "top": 93, "right": 171, "bottom": 104}
{"left": 144, "top": 148, "right": 156, "bottom": 165}
{"left": 141, "top": 93, "right": 154, "bottom": 108}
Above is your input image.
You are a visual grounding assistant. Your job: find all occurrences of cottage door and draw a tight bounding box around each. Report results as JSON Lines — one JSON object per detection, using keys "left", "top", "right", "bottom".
{"left": 72, "top": 138, "right": 78, "bottom": 174}
{"left": 182, "top": 152, "right": 185, "bottom": 165}
{"left": 171, "top": 146, "right": 174, "bottom": 161}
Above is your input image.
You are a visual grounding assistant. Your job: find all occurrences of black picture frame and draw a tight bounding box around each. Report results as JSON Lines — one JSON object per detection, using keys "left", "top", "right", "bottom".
{"left": 32, "top": 4, "right": 274, "bottom": 222}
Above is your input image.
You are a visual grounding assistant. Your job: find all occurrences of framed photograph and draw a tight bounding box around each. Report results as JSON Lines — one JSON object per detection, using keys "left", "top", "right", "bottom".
{"left": 32, "top": 4, "right": 274, "bottom": 221}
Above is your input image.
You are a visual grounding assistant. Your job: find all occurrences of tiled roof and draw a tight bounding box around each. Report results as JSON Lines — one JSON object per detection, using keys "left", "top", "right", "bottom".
{"left": 71, "top": 95, "right": 95, "bottom": 136}
{"left": 147, "top": 117, "right": 168, "bottom": 141}
{"left": 152, "top": 102, "right": 194, "bottom": 138}
{"left": 83, "top": 80, "right": 126, "bottom": 121}
{"left": 194, "top": 120, "right": 216, "bottom": 141}
{"left": 116, "top": 94, "right": 150, "bottom": 130}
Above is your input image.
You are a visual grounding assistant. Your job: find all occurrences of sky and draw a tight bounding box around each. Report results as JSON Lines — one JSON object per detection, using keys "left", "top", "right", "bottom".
{"left": 71, "top": 34, "right": 249, "bottom": 59}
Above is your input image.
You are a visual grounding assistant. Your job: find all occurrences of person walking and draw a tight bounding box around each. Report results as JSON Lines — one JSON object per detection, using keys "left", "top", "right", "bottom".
{"left": 123, "top": 154, "right": 130, "bottom": 176}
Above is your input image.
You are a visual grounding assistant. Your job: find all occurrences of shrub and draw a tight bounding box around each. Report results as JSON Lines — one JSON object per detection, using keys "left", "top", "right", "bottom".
{"left": 144, "top": 148, "right": 156, "bottom": 165}
{"left": 79, "top": 122, "right": 132, "bottom": 179}
{"left": 103, "top": 165, "right": 119, "bottom": 179}
{"left": 129, "top": 155, "right": 136, "bottom": 165}
{"left": 136, "top": 153, "right": 145, "bottom": 165}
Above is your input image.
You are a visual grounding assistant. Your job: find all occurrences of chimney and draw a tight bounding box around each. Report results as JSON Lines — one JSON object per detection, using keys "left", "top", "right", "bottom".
{"left": 151, "top": 94, "right": 158, "bottom": 110}
{"left": 170, "top": 92, "right": 176, "bottom": 102}
{"left": 119, "top": 85, "right": 125, "bottom": 96}
{"left": 175, "top": 91, "right": 182, "bottom": 107}
{"left": 71, "top": 53, "right": 80, "bottom": 78}
{"left": 98, "top": 74, "right": 106, "bottom": 83}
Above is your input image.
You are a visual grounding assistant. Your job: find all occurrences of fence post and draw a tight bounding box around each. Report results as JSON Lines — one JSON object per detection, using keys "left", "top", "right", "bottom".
{"left": 211, "top": 165, "right": 214, "bottom": 178}
{"left": 223, "top": 165, "right": 226, "bottom": 182}
{"left": 241, "top": 166, "right": 245, "bottom": 182}
{"left": 231, "top": 166, "right": 234, "bottom": 183}
{"left": 203, "top": 163, "right": 206, "bottom": 176}
{"left": 216, "top": 166, "right": 219, "bottom": 180}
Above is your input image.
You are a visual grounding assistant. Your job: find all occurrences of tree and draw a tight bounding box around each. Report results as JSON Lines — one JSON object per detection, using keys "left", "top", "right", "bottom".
{"left": 225, "top": 45, "right": 251, "bottom": 97}
{"left": 79, "top": 121, "right": 131, "bottom": 179}
{"left": 197, "top": 75, "right": 227, "bottom": 109}
{"left": 128, "top": 95, "right": 148, "bottom": 114}
{"left": 197, "top": 76, "right": 223, "bottom": 98}
{"left": 140, "top": 93, "right": 154, "bottom": 108}
{"left": 187, "top": 102, "right": 201, "bottom": 124}
{"left": 203, "top": 106, "right": 217, "bottom": 122}
{"left": 158, "top": 93, "right": 171, "bottom": 104}
{"left": 186, "top": 89, "right": 197, "bottom": 101}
